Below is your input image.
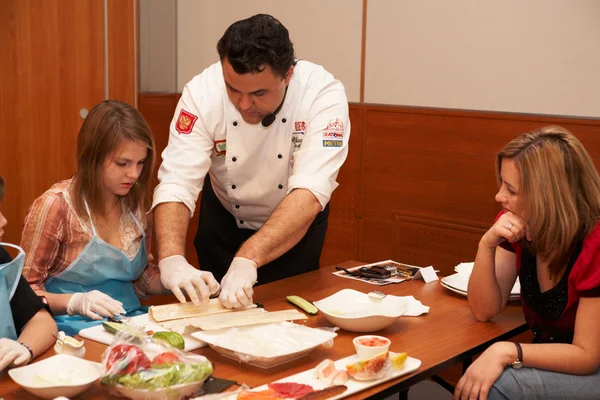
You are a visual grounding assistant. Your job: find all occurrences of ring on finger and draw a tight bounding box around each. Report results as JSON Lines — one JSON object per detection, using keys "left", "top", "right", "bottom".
{"left": 507, "top": 223, "right": 513, "bottom": 231}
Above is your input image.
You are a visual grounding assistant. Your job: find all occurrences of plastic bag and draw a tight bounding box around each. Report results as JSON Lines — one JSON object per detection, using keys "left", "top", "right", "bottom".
{"left": 100, "top": 330, "right": 213, "bottom": 399}
{"left": 345, "top": 351, "right": 391, "bottom": 381}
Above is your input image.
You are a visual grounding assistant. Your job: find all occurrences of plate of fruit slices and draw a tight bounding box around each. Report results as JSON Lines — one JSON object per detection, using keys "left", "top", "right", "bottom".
{"left": 245, "top": 352, "right": 421, "bottom": 400}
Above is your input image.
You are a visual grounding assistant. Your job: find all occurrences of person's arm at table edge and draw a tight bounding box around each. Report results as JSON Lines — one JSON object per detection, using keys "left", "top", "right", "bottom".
{"left": 492, "top": 296, "right": 600, "bottom": 375}
{"left": 17, "top": 309, "right": 57, "bottom": 359}
{"left": 468, "top": 244, "right": 518, "bottom": 321}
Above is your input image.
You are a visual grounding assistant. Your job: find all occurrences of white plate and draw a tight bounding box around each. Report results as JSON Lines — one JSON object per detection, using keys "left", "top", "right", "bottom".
{"left": 8, "top": 354, "right": 102, "bottom": 399}
{"left": 78, "top": 313, "right": 206, "bottom": 351}
{"left": 191, "top": 322, "right": 337, "bottom": 369}
{"left": 442, "top": 273, "right": 520, "bottom": 296}
{"left": 252, "top": 354, "right": 421, "bottom": 399}
{"left": 314, "top": 289, "right": 410, "bottom": 332}
{"left": 440, "top": 280, "right": 520, "bottom": 301}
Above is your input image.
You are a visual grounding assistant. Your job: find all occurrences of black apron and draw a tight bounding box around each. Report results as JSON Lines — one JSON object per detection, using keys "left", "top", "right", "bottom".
{"left": 194, "top": 175, "right": 329, "bottom": 285}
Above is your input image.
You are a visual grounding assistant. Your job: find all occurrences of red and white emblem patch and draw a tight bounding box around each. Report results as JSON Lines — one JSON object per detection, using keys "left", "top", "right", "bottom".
{"left": 294, "top": 121, "right": 306, "bottom": 132}
{"left": 322, "top": 117, "right": 344, "bottom": 139}
{"left": 213, "top": 140, "right": 226, "bottom": 157}
{"left": 175, "top": 109, "right": 198, "bottom": 134}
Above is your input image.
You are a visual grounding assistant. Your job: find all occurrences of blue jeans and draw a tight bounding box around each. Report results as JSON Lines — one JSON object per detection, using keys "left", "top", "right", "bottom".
{"left": 488, "top": 366, "right": 600, "bottom": 400}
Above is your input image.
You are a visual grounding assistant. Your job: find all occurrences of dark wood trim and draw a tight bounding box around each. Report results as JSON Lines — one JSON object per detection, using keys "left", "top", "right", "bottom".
{"left": 360, "top": 103, "right": 600, "bottom": 125}
{"left": 359, "top": 0, "right": 368, "bottom": 103}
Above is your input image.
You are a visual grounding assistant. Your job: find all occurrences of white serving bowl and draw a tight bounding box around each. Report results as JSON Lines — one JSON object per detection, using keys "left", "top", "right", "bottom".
{"left": 8, "top": 354, "right": 102, "bottom": 399}
{"left": 314, "top": 289, "right": 409, "bottom": 332}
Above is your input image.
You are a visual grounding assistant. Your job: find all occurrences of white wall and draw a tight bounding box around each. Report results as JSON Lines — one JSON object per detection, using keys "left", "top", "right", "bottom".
{"left": 176, "top": 0, "right": 363, "bottom": 102}
{"left": 365, "top": 0, "right": 600, "bottom": 116}
{"left": 139, "top": 0, "right": 600, "bottom": 117}
{"left": 139, "top": 0, "right": 177, "bottom": 92}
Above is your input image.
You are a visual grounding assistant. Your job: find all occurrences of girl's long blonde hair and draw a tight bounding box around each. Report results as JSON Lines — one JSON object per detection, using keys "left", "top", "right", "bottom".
{"left": 71, "top": 100, "right": 155, "bottom": 218}
{"left": 496, "top": 126, "right": 600, "bottom": 275}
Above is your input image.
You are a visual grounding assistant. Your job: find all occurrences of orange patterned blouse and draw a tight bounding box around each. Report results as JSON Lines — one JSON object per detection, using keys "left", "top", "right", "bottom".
{"left": 21, "top": 179, "right": 159, "bottom": 297}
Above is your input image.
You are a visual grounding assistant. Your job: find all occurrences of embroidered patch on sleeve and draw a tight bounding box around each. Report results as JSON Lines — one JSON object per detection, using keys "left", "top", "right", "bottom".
{"left": 322, "top": 117, "right": 344, "bottom": 140}
{"left": 175, "top": 109, "right": 198, "bottom": 134}
{"left": 322, "top": 139, "right": 343, "bottom": 147}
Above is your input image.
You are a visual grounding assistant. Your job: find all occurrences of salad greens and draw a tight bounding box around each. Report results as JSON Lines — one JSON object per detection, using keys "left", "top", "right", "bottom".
{"left": 101, "top": 361, "right": 213, "bottom": 390}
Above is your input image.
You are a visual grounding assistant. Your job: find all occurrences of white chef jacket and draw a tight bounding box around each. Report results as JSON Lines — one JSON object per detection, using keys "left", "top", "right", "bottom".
{"left": 152, "top": 60, "right": 350, "bottom": 230}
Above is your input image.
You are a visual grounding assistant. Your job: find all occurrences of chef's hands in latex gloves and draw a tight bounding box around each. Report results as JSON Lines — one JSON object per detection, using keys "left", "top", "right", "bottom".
{"left": 67, "top": 290, "right": 126, "bottom": 320}
{"left": 159, "top": 255, "right": 220, "bottom": 305}
{"left": 0, "top": 338, "right": 32, "bottom": 370}
{"left": 219, "top": 257, "right": 258, "bottom": 309}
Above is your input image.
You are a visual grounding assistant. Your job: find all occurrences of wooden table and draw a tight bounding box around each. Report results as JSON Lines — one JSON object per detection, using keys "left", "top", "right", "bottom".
{"left": 0, "top": 261, "right": 527, "bottom": 399}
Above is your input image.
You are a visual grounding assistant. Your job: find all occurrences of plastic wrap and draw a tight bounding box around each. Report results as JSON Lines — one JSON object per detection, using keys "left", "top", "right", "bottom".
{"left": 100, "top": 331, "right": 213, "bottom": 400}
{"left": 345, "top": 351, "right": 391, "bottom": 381}
{"left": 191, "top": 322, "right": 338, "bottom": 369}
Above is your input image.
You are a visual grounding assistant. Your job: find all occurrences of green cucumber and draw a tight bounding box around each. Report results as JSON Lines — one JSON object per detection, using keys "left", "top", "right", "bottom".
{"left": 287, "top": 295, "right": 318, "bottom": 315}
{"left": 152, "top": 331, "right": 185, "bottom": 350}
{"left": 102, "top": 321, "right": 141, "bottom": 336}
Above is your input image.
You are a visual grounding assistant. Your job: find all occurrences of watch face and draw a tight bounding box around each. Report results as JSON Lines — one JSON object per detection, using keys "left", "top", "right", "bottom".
{"left": 512, "top": 361, "right": 523, "bottom": 369}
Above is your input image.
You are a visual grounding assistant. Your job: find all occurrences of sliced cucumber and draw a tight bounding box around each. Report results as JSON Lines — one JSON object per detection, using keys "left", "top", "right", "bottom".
{"left": 152, "top": 331, "right": 185, "bottom": 350}
{"left": 102, "top": 321, "right": 123, "bottom": 334}
{"left": 102, "top": 321, "right": 141, "bottom": 336}
{"left": 287, "top": 295, "right": 318, "bottom": 315}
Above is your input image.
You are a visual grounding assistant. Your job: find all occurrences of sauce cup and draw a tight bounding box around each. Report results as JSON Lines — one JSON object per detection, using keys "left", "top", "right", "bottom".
{"left": 353, "top": 335, "right": 391, "bottom": 360}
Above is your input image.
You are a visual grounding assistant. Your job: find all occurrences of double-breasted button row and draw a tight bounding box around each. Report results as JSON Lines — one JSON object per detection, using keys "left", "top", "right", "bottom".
{"left": 231, "top": 155, "right": 282, "bottom": 161}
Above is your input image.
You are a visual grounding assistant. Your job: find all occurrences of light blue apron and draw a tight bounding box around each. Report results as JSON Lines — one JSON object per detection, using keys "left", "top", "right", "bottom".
{"left": 45, "top": 202, "right": 148, "bottom": 336}
{"left": 0, "top": 243, "right": 25, "bottom": 340}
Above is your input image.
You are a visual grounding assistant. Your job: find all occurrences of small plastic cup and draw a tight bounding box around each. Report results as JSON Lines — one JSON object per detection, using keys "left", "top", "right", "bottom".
{"left": 353, "top": 335, "right": 391, "bottom": 360}
{"left": 54, "top": 332, "right": 86, "bottom": 358}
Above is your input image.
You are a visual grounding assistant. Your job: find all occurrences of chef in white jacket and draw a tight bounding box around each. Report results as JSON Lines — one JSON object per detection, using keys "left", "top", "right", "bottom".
{"left": 153, "top": 14, "right": 350, "bottom": 309}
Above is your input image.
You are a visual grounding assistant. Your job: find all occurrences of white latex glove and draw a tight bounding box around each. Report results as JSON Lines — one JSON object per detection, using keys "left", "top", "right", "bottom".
{"left": 67, "top": 290, "right": 126, "bottom": 320}
{"left": 0, "top": 338, "right": 32, "bottom": 371}
{"left": 219, "top": 257, "right": 258, "bottom": 309}
{"left": 159, "top": 255, "right": 220, "bottom": 305}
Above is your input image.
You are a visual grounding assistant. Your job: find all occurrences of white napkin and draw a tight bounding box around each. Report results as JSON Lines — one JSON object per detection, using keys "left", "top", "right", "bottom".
{"left": 403, "top": 296, "right": 430, "bottom": 316}
{"left": 454, "top": 262, "right": 520, "bottom": 294}
{"left": 455, "top": 262, "right": 474, "bottom": 278}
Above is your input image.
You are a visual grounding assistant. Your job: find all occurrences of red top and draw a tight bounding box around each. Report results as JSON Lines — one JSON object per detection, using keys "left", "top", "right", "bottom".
{"left": 496, "top": 213, "right": 600, "bottom": 343}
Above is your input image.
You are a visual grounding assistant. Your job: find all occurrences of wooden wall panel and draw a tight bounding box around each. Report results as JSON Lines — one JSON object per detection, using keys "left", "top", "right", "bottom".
{"left": 359, "top": 106, "right": 600, "bottom": 269}
{"left": 0, "top": 0, "right": 105, "bottom": 244}
{"left": 138, "top": 93, "right": 180, "bottom": 180}
{"left": 320, "top": 105, "right": 363, "bottom": 267}
{"left": 359, "top": 219, "right": 394, "bottom": 262}
{"left": 139, "top": 94, "right": 600, "bottom": 271}
{"left": 362, "top": 107, "right": 600, "bottom": 226}
{"left": 392, "top": 214, "right": 487, "bottom": 276}
{"left": 107, "top": 0, "right": 137, "bottom": 105}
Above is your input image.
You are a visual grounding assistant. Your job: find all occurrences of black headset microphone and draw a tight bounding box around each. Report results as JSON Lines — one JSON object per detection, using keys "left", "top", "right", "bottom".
{"left": 261, "top": 113, "right": 278, "bottom": 127}
{"left": 261, "top": 86, "right": 288, "bottom": 127}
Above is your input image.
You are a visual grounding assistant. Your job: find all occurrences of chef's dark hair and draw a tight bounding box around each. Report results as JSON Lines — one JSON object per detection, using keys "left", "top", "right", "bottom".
{"left": 217, "top": 14, "right": 295, "bottom": 78}
{"left": 0, "top": 176, "right": 4, "bottom": 202}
